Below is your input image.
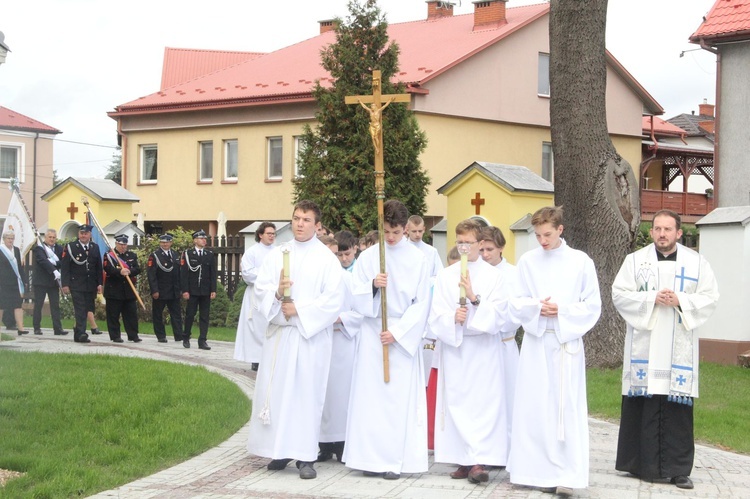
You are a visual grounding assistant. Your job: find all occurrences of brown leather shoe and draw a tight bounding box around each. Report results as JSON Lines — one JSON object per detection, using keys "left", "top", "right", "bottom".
{"left": 467, "top": 464, "right": 489, "bottom": 484}
{"left": 450, "top": 465, "right": 471, "bottom": 479}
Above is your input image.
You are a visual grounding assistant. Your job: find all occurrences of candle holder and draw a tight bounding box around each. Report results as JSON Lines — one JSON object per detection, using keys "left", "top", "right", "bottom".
{"left": 457, "top": 243, "right": 471, "bottom": 307}
{"left": 280, "top": 243, "right": 293, "bottom": 303}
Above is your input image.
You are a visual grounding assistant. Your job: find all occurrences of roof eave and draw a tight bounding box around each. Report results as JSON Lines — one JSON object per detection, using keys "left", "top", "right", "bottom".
{"left": 690, "top": 30, "right": 750, "bottom": 45}
{"left": 605, "top": 50, "right": 664, "bottom": 116}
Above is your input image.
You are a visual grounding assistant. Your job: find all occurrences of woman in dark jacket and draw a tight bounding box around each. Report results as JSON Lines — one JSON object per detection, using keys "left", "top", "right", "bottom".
{"left": 0, "top": 231, "right": 28, "bottom": 335}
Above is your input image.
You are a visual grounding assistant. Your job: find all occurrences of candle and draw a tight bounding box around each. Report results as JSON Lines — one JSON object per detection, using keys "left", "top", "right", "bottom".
{"left": 460, "top": 253, "right": 468, "bottom": 299}
{"left": 282, "top": 246, "right": 291, "bottom": 298}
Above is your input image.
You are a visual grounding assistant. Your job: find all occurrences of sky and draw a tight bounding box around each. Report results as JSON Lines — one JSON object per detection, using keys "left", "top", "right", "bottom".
{"left": 1, "top": 0, "right": 718, "bottom": 181}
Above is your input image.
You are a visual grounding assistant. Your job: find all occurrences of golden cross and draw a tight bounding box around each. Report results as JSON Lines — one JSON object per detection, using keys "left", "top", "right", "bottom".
{"left": 344, "top": 70, "right": 410, "bottom": 384}
{"left": 471, "top": 192, "right": 485, "bottom": 215}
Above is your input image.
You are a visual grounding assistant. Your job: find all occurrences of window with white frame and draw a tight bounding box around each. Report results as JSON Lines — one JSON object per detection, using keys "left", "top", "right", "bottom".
{"left": 267, "top": 137, "right": 283, "bottom": 179}
{"left": 200, "top": 141, "right": 213, "bottom": 181}
{"left": 224, "top": 139, "right": 238, "bottom": 180}
{"left": 293, "top": 136, "right": 305, "bottom": 179}
{"left": 0, "top": 144, "right": 22, "bottom": 181}
{"left": 542, "top": 141, "right": 554, "bottom": 182}
{"left": 140, "top": 145, "right": 158, "bottom": 183}
{"left": 538, "top": 52, "right": 550, "bottom": 97}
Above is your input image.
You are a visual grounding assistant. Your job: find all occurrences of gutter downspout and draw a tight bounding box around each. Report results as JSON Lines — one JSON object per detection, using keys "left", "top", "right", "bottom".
{"left": 117, "top": 119, "right": 126, "bottom": 189}
{"left": 32, "top": 132, "right": 38, "bottom": 221}
{"left": 699, "top": 38, "right": 720, "bottom": 205}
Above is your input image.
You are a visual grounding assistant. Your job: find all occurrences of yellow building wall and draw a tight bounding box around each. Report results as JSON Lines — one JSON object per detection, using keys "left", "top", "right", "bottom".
{"left": 123, "top": 120, "right": 311, "bottom": 223}
{"left": 442, "top": 170, "right": 553, "bottom": 264}
{"left": 46, "top": 183, "right": 135, "bottom": 232}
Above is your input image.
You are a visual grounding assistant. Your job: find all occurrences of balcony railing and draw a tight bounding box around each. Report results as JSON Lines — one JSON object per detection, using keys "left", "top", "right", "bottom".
{"left": 641, "top": 189, "right": 714, "bottom": 219}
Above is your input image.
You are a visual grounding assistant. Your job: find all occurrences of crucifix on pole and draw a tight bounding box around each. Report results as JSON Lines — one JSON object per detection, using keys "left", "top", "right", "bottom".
{"left": 345, "top": 70, "right": 410, "bottom": 383}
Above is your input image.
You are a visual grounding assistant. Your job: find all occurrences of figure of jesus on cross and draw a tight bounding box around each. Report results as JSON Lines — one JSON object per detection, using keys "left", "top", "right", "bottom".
{"left": 345, "top": 70, "right": 410, "bottom": 382}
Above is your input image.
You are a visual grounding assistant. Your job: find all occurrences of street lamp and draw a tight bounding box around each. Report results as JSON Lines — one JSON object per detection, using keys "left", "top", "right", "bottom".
{"left": 0, "top": 32, "right": 11, "bottom": 65}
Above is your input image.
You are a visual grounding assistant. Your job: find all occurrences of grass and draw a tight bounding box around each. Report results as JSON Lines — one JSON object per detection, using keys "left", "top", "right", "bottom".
{"left": 0, "top": 350, "right": 250, "bottom": 497}
{"left": 587, "top": 362, "right": 750, "bottom": 454}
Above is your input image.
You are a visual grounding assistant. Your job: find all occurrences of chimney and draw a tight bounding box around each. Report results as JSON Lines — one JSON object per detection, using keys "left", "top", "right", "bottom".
{"left": 698, "top": 98, "right": 715, "bottom": 118}
{"left": 698, "top": 120, "right": 715, "bottom": 134}
{"left": 473, "top": 0, "right": 508, "bottom": 31}
{"left": 427, "top": 1, "right": 455, "bottom": 20}
{"left": 319, "top": 19, "right": 336, "bottom": 35}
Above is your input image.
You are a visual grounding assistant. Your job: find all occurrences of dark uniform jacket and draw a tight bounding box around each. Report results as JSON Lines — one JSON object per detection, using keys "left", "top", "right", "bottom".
{"left": 61, "top": 241, "right": 103, "bottom": 292}
{"left": 180, "top": 248, "right": 217, "bottom": 296}
{"left": 33, "top": 243, "right": 64, "bottom": 288}
{"left": 103, "top": 249, "right": 140, "bottom": 300}
{"left": 147, "top": 248, "right": 181, "bottom": 300}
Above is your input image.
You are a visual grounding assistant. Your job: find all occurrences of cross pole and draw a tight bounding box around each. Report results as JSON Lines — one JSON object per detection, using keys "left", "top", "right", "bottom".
{"left": 345, "top": 70, "right": 410, "bottom": 383}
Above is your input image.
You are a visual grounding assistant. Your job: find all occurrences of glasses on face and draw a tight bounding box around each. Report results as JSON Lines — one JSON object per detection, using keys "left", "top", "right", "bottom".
{"left": 265, "top": 232, "right": 276, "bottom": 237}
{"left": 455, "top": 240, "right": 478, "bottom": 246}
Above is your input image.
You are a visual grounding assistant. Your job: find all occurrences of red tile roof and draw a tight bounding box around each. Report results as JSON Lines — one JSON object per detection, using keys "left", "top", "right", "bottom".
{"left": 690, "top": 0, "right": 750, "bottom": 43}
{"left": 642, "top": 116, "right": 687, "bottom": 137}
{"left": 0, "top": 106, "right": 61, "bottom": 134}
{"left": 160, "top": 47, "right": 265, "bottom": 90}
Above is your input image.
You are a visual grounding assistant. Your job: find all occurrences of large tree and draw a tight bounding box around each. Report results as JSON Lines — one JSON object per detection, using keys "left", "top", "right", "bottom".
{"left": 549, "top": 0, "right": 640, "bottom": 367}
{"left": 293, "top": 0, "right": 429, "bottom": 234}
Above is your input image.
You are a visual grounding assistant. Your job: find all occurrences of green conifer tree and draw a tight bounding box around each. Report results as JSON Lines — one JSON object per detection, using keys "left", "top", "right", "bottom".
{"left": 293, "top": 0, "right": 429, "bottom": 235}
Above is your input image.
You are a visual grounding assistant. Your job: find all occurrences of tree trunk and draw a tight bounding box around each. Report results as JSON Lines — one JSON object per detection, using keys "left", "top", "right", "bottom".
{"left": 549, "top": 0, "right": 640, "bottom": 367}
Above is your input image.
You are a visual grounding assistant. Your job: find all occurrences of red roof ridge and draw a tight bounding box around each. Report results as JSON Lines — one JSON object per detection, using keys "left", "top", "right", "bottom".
{"left": 690, "top": 0, "right": 750, "bottom": 44}
{"left": 0, "top": 105, "right": 61, "bottom": 134}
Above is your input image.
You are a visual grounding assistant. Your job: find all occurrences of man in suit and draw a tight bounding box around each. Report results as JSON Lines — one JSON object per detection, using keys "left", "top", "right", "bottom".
{"left": 61, "top": 224, "right": 103, "bottom": 344}
{"left": 103, "top": 234, "right": 142, "bottom": 343}
{"left": 32, "top": 228, "right": 67, "bottom": 335}
{"left": 181, "top": 229, "right": 216, "bottom": 350}
{"left": 147, "top": 233, "right": 183, "bottom": 343}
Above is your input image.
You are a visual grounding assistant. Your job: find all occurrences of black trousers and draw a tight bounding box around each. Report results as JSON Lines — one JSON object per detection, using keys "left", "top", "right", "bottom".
{"left": 184, "top": 294, "right": 210, "bottom": 342}
{"left": 615, "top": 395, "right": 695, "bottom": 480}
{"left": 106, "top": 298, "right": 139, "bottom": 341}
{"left": 71, "top": 290, "right": 96, "bottom": 341}
{"left": 33, "top": 285, "right": 63, "bottom": 332}
{"left": 152, "top": 297, "right": 183, "bottom": 340}
{"left": 2, "top": 308, "right": 15, "bottom": 328}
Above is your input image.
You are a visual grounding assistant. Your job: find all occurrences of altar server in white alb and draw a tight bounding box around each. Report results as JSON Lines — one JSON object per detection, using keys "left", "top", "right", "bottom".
{"left": 613, "top": 209, "right": 718, "bottom": 491}
{"left": 429, "top": 219, "right": 509, "bottom": 484}
{"left": 479, "top": 226, "right": 522, "bottom": 447}
{"left": 507, "top": 206, "right": 601, "bottom": 497}
{"left": 233, "top": 221, "right": 276, "bottom": 370}
{"left": 247, "top": 200, "right": 344, "bottom": 480}
{"left": 344, "top": 199, "right": 431, "bottom": 480}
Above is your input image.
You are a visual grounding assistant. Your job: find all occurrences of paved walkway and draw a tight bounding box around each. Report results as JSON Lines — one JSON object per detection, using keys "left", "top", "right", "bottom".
{"left": 4, "top": 330, "right": 750, "bottom": 498}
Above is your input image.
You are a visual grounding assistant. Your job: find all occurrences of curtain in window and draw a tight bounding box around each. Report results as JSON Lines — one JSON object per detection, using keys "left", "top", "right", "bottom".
{"left": 0, "top": 147, "right": 18, "bottom": 179}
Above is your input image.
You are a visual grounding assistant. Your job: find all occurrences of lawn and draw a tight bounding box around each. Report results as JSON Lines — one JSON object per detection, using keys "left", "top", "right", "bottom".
{"left": 0, "top": 350, "right": 250, "bottom": 497}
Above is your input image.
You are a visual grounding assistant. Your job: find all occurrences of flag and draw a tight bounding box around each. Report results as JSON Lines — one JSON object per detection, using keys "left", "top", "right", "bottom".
{"left": 2, "top": 187, "right": 37, "bottom": 257}
{"left": 86, "top": 211, "right": 109, "bottom": 261}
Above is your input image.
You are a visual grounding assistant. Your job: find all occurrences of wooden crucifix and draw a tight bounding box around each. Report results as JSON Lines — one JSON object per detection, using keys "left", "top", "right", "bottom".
{"left": 471, "top": 192, "right": 485, "bottom": 215}
{"left": 345, "top": 70, "right": 410, "bottom": 383}
{"left": 67, "top": 202, "right": 79, "bottom": 220}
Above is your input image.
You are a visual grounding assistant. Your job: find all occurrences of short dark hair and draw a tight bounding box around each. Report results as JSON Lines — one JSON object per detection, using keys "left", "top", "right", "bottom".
{"left": 480, "top": 226, "right": 506, "bottom": 248}
{"left": 293, "top": 200, "right": 322, "bottom": 224}
{"left": 383, "top": 199, "right": 409, "bottom": 229}
{"left": 531, "top": 206, "right": 564, "bottom": 228}
{"left": 255, "top": 221, "right": 276, "bottom": 243}
{"left": 335, "top": 230, "right": 357, "bottom": 251}
{"left": 652, "top": 209, "right": 682, "bottom": 230}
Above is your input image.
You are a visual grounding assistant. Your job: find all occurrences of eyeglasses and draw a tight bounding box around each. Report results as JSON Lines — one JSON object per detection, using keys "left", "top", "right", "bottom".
{"left": 455, "top": 240, "right": 478, "bottom": 246}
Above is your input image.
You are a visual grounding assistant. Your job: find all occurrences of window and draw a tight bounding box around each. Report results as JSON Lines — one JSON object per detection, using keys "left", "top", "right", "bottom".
{"left": 140, "top": 145, "right": 158, "bottom": 183}
{"left": 542, "top": 142, "right": 554, "bottom": 182}
{"left": 0, "top": 144, "right": 22, "bottom": 181}
{"left": 538, "top": 52, "right": 550, "bottom": 97}
{"left": 293, "top": 136, "right": 305, "bottom": 178}
{"left": 267, "top": 137, "right": 283, "bottom": 179}
{"left": 200, "top": 141, "right": 213, "bottom": 181}
{"left": 224, "top": 140, "right": 238, "bottom": 180}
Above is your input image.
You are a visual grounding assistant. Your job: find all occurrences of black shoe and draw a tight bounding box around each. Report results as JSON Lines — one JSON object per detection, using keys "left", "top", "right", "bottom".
{"left": 34, "top": 329, "right": 43, "bottom": 335}
{"left": 112, "top": 338, "right": 124, "bottom": 343}
{"left": 267, "top": 458, "right": 292, "bottom": 470}
{"left": 131, "top": 337, "right": 142, "bottom": 343}
{"left": 183, "top": 339, "right": 191, "bottom": 348}
{"left": 157, "top": 338, "right": 168, "bottom": 343}
{"left": 75, "top": 335, "right": 91, "bottom": 343}
{"left": 332, "top": 441, "right": 345, "bottom": 463}
{"left": 317, "top": 442, "right": 333, "bottom": 462}
{"left": 555, "top": 486, "right": 574, "bottom": 496}
{"left": 17, "top": 330, "right": 29, "bottom": 335}
{"left": 90, "top": 328, "right": 102, "bottom": 335}
{"left": 297, "top": 461, "right": 317, "bottom": 479}
{"left": 671, "top": 476, "right": 694, "bottom": 489}
{"left": 383, "top": 471, "right": 400, "bottom": 480}
{"left": 198, "top": 341, "right": 211, "bottom": 350}
{"left": 251, "top": 363, "right": 259, "bottom": 371}
{"left": 54, "top": 330, "right": 69, "bottom": 336}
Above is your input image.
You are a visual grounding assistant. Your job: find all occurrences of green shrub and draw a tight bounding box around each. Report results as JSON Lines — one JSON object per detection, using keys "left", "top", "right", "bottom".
{"left": 225, "top": 281, "right": 247, "bottom": 328}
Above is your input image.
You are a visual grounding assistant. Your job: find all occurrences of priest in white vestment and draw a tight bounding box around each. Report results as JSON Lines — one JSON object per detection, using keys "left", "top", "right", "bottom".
{"left": 479, "top": 226, "right": 522, "bottom": 452}
{"left": 612, "top": 210, "right": 718, "bottom": 490}
{"left": 344, "top": 200, "right": 431, "bottom": 480}
{"left": 247, "top": 201, "right": 344, "bottom": 480}
{"left": 429, "top": 219, "right": 509, "bottom": 484}
{"left": 233, "top": 222, "right": 276, "bottom": 366}
{"left": 507, "top": 207, "right": 601, "bottom": 496}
